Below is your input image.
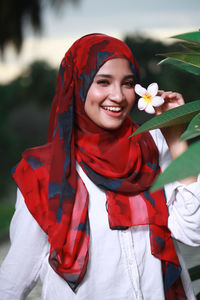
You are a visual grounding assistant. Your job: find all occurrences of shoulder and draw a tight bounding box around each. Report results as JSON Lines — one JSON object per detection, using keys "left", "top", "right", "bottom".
{"left": 22, "top": 143, "right": 52, "bottom": 170}
{"left": 12, "top": 143, "right": 52, "bottom": 185}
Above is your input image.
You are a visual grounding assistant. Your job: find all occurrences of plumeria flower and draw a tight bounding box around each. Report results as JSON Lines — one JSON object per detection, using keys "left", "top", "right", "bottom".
{"left": 135, "top": 83, "right": 164, "bottom": 114}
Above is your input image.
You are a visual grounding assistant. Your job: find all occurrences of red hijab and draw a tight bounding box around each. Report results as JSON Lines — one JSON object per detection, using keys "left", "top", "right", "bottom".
{"left": 12, "top": 33, "right": 186, "bottom": 298}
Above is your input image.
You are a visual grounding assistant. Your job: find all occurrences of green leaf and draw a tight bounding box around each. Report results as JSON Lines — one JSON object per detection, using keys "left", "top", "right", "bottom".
{"left": 159, "top": 58, "right": 200, "bottom": 76}
{"left": 182, "top": 43, "right": 200, "bottom": 54}
{"left": 130, "top": 100, "right": 200, "bottom": 137}
{"left": 180, "top": 112, "right": 200, "bottom": 141}
{"left": 151, "top": 140, "right": 200, "bottom": 191}
{"left": 157, "top": 52, "right": 200, "bottom": 69}
{"left": 171, "top": 31, "right": 200, "bottom": 44}
{"left": 189, "top": 265, "right": 200, "bottom": 281}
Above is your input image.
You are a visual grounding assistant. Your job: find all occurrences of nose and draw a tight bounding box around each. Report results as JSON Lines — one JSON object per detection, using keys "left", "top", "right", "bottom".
{"left": 109, "top": 83, "right": 125, "bottom": 103}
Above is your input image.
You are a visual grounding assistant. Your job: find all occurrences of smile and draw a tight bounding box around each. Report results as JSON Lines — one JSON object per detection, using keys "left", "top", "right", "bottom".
{"left": 102, "top": 106, "right": 122, "bottom": 112}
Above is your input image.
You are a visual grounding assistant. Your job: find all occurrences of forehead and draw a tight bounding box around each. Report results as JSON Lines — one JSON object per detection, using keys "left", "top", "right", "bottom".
{"left": 96, "top": 58, "right": 133, "bottom": 76}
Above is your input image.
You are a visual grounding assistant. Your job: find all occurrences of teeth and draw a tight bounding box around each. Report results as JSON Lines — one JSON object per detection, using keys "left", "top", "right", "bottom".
{"left": 103, "top": 106, "right": 122, "bottom": 112}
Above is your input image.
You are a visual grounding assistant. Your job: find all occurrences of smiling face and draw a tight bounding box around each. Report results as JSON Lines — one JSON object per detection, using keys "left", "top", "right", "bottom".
{"left": 84, "top": 58, "right": 136, "bottom": 130}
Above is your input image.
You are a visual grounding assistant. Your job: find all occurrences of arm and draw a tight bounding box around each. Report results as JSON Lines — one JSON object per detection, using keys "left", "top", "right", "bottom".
{"left": 151, "top": 129, "right": 200, "bottom": 246}
{"left": 155, "top": 91, "right": 197, "bottom": 185}
{"left": 0, "top": 189, "right": 49, "bottom": 300}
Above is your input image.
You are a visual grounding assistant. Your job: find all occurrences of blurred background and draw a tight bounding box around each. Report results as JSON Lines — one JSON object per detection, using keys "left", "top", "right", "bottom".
{"left": 0, "top": 0, "right": 200, "bottom": 296}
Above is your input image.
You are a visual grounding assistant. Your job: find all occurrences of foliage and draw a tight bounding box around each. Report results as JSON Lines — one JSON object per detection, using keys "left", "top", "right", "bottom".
{"left": 0, "top": 0, "right": 80, "bottom": 54}
{"left": 130, "top": 100, "right": 200, "bottom": 134}
{"left": 124, "top": 34, "right": 199, "bottom": 123}
{"left": 130, "top": 31, "right": 200, "bottom": 190}
{"left": 181, "top": 112, "right": 200, "bottom": 141}
{"left": 188, "top": 265, "right": 200, "bottom": 299}
{"left": 153, "top": 139, "right": 200, "bottom": 190}
{"left": 0, "top": 61, "right": 56, "bottom": 197}
{"left": 157, "top": 32, "right": 200, "bottom": 75}
{"left": 0, "top": 202, "right": 15, "bottom": 235}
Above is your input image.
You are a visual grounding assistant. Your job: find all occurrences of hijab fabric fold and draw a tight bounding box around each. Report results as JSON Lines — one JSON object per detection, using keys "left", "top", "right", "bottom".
{"left": 12, "top": 33, "right": 186, "bottom": 299}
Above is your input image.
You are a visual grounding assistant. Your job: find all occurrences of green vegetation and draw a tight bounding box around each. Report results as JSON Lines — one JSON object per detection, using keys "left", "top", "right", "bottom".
{"left": 130, "top": 31, "right": 200, "bottom": 190}
{"left": 125, "top": 34, "right": 199, "bottom": 124}
{"left": 0, "top": 61, "right": 57, "bottom": 198}
{"left": 0, "top": 202, "right": 15, "bottom": 236}
{"left": 188, "top": 265, "right": 200, "bottom": 299}
{"left": 0, "top": 0, "right": 80, "bottom": 54}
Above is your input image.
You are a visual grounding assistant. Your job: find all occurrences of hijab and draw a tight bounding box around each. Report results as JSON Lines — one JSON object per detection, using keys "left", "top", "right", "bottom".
{"left": 12, "top": 33, "right": 186, "bottom": 299}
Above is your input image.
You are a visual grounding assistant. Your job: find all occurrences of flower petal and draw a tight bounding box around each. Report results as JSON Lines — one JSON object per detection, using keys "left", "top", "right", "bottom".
{"left": 145, "top": 104, "right": 155, "bottom": 114}
{"left": 138, "top": 98, "right": 147, "bottom": 110}
{"left": 135, "top": 84, "right": 147, "bottom": 97}
{"left": 151, "top": 96, "right": 164, "bottom": 107}
{"left": 147, "top": 83, "right": 158, "bottom": 97}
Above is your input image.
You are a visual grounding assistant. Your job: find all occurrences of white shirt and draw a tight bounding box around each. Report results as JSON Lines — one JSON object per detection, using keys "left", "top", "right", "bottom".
{"left": 0, "top": 129, "right": 200, "bottom": 300}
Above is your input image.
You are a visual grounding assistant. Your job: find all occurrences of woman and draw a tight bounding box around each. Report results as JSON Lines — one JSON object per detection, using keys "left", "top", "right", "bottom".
{"left": 0, "top": 33, "right": 200, "bottom": 300}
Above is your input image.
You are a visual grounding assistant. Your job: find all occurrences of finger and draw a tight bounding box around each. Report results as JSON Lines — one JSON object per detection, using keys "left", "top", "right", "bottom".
{"left": 157, "top": 90, "right": 173, "bottom": 98}
{"left": 168, "top": 92, "right": 185, "bottom": 105}
{"left": 158, "top": 92, "right": 173, "bottom": 102}
{"left": 157, "top": 90, "right": 185, "bottom": 106}
{"left": 157, "top": 90, "right": 164, "bottom": 95}
{"left": 167, "top": 92, "right": 181, "bottom": 98}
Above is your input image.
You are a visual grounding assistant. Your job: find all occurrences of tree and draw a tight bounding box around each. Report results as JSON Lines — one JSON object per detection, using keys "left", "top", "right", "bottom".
{"left": 0, "top": 0, "right": 80, "bottom": 55}
{"left": 0, "top": 60, "right": 57, "bottom": 197}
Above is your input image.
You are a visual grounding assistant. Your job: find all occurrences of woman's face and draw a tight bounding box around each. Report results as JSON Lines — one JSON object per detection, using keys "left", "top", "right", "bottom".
{"left": 84, "top": 58, "right": 136, "bottom": 130}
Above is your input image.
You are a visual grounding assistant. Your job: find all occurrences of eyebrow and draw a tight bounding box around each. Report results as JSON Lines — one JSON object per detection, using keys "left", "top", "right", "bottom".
{"left": 95, "top": 74, "right": 134, "bottom": 79}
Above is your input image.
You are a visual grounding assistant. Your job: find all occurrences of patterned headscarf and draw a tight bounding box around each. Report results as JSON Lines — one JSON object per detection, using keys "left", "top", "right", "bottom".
{"left": 12, "top": 33, "right": 186, "bottom": 299}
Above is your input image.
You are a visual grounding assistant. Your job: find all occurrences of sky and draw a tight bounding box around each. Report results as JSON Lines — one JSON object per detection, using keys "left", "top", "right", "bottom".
{"left": 0, "top": 0, "right": 200, "bottom": 83}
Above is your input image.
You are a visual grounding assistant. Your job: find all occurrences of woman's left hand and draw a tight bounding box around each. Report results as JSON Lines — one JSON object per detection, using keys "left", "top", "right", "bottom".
{"left": 154, "top": 89, "right": 186, "bottom": 147}
{"left": 154, "top": 90, "right": 185, "bottom": 116}
{"left": 154, "top": 90, "right": 187, "bottom": 159}
{"left": 155, "top": 90, "right": 197, "bottom": 185}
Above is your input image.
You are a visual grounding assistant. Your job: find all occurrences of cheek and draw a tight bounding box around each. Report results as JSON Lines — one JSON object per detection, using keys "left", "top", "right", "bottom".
{"left": 84, "top": 90, "right": 99, "bottom": 118}
{"left": 85, "top": 87, "right": 104, "bottom": 109}
{"left": 127, "top": 91, "right": 136, "bottom": 110}
{"left": 84, "top": 98, "right": 92, "bottom": 118}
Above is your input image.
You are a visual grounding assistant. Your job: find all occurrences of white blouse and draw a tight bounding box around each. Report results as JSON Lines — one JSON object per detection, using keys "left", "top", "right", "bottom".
{"left": 0, "top": 129, "right": 200, "bottom": 300}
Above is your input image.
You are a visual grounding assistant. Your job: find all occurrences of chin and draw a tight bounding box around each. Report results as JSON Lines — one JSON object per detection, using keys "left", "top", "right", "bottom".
{"left": 100, "top": 122, "right": 123, "bottom": 131}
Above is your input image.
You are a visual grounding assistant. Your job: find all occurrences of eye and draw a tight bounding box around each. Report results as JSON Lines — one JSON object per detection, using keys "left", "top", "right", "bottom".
{"left": 96, "top": 79, "right": 110, "bottom": 86}
{"left": 123, "top": 80, "right": 135, "bottom": 88}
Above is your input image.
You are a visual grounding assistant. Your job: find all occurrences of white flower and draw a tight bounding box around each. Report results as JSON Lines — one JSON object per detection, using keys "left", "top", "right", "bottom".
{"left": 135, "top": 83, "right": 164, "bottom": 114}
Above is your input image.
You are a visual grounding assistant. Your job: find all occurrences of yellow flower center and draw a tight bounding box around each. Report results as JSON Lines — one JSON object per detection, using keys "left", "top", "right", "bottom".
{"left": 142, "top": 93, "right": 152, "bottom": 104}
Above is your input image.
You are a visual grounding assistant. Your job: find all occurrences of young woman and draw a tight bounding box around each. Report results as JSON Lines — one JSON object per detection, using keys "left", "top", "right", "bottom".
{"left": 0, "top": 33, "right": 200, "bottom": 300}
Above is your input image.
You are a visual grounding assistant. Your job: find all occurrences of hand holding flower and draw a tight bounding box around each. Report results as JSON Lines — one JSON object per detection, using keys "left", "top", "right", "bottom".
{"left": 135, "top": 83, "right": 194, "bottom": 184}
{"left": 154, "top": 90, "right": 185, "bottom": 116}
{"left": 135, "top": 82, "right": 185, "bottom": 115}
